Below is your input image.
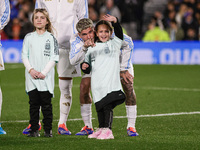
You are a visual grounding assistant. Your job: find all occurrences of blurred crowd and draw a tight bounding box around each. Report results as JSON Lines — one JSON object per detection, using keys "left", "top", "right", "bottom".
{"left": 1, "top": 0, "right": 200, "bottom": 41}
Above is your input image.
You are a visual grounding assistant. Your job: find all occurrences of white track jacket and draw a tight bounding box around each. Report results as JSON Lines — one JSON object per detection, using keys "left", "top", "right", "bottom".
{"left": 35, "top": 0, "right": 88, "bottom": 49}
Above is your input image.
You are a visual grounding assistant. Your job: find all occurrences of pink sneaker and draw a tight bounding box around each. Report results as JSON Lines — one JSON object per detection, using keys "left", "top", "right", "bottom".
{"left": 88, "top": 128, "right": 102, "bottom": 139}
{"left": 97, "top": 128, "right": 114, "bottom": 140}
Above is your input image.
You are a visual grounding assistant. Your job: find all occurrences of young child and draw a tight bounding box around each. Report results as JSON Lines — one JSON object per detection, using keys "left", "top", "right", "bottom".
{"left": 21, "top": 8, "right": 59, "bottom": 137}
{"left": 81, "top": 14, "right": 125, "bottom": 140}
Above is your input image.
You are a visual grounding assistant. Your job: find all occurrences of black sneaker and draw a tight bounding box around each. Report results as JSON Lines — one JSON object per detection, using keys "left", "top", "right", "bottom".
{"left": 44, "top": 130, "right": 53, "bottom": 137}
{"left": 27, "top": 130, "right": 40, "bottom": 137}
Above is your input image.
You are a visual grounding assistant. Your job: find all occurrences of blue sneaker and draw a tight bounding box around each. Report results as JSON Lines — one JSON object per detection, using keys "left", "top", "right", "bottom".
{"left": 22, "top": 123, "right": 42, "bottom": 135}
{"left": 0, "top": 123, "right": 6, "bottom": 135}
{"left": 75, "top": 126, "right": 93, "bottom": 135}
{"left": 58, "top": 123, "right": 71, "bottom": 135}
{"left": 127, "top": 127, "right": 139, "bottom": 136}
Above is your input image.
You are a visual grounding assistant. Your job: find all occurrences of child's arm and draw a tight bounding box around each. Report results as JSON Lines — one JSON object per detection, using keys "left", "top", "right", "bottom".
{"left": 22, "top": 59, "right": 40, "bottom": 79}
{"left": 103, "top": 14, "right": 123, "bottom": 40}
{"left": 37, "top": 60, "right": 56, "bottom": 79}
{"left": 80, "top": 62, "right": 91, "bottom": 74}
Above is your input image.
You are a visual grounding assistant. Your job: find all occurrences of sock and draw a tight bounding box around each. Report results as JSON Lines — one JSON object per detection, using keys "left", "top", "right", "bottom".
{"left": 58, "top": 79, "right": 72, "bottom": 126}
{"left": 81, "top": 104, "right": 92, "bottom": 128}
{"left": 0, "top": 87, "right": 2, "bottom": 118}
{"left": 126, "top": 105, "right": 137, "bottom": 129}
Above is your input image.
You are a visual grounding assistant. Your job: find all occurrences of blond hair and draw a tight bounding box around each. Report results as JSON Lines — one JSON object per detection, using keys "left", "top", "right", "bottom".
{"left": 32, "top": 8, "right": 53, "bottom": 33}
{"left": 76, "top": 18, "right": 94, "bottom": 33}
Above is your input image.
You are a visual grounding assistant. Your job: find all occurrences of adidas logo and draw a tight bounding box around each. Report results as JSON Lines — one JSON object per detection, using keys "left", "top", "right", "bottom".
{"left": 72, "top": 69, "right": 77, "bottom": 74}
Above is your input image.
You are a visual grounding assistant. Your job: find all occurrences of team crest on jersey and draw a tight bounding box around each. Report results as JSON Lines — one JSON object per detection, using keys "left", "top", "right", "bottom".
{"left": 104, "top": 44, "right": 110, "bottom": 54}
{"left": 45, "top": 40, "right": 50, "bottom": 50}
{"left": 68, "top": 0, "right": 74, "bottom": 3}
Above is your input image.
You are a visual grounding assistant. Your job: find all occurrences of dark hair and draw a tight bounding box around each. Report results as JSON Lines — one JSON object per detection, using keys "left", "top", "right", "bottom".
{"left": 94, "top": 20, "right": 113, "bottom": 33}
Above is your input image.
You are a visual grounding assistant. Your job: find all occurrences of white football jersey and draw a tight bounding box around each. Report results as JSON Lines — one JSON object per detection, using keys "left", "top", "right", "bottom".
{"left": 35, "top": 0, "right": 88, "bottom": 49}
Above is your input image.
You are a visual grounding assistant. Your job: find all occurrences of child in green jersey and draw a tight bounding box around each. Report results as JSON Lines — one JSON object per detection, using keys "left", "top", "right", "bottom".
{"left": 21, "top": 9, "right": 59, "bottom": 137}
{"left": 81, "top": 14, "right": 125, "bottom": 140}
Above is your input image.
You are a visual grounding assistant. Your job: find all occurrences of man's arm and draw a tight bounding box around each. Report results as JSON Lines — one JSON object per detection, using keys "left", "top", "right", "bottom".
{"left": 69, "top": 34, "right": 87, "bottom": 65}
{"left": 0, "top": 0, "right": 10, "bottom": 30}
{"left": 120, "top": 34, "right": 134, "bottom": 71}
{"left": 120, "top": 34, "right": 134, "bottom": 83}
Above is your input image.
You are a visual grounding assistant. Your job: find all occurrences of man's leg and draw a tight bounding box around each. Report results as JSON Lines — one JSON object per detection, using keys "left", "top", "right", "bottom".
{"left": 120, "top": 68, "right": 139, "bottom": 136}
{"left": 58, "top": 78, "right": 72, "bottom": 126}
{"left": 57, "top": 48, "right": 81, "bottom": 135}
{"left": 75, "top": 76, "right": 93, "bottom": 135}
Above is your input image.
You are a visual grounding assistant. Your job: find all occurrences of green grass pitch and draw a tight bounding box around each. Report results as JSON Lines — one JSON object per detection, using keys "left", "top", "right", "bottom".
{"left": 0, "top": 64, "right": 199, "bottom": 150}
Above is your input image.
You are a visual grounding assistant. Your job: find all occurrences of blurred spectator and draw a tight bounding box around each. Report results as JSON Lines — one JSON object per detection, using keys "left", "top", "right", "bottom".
{"left": 142, "top": 22, "right": 170, "bottom": 42}
{"left": 88, "top": 0, "right": 101, "bottom": 15}
{"left": 100, "top": 0, "right": 121, "bottom": 22}
{"left": 116, "top": 0, "right": 147, "bottom": 39}
{"left": 165, "top": 10, "right": 177, "bottom": 28}
{"left": 184, "top": 27, "right": 198, "bottom": 40}
{"left": 152, "top": 11, "right": 168, "bottom": 30}
{"left": 88, "top": 5, "right": 99, "bottom": 25}
{"left": 0, "top": 30, "right": 8, "bottom": 40}
{"left": 164, "top": 1, "right": 176, "bottom": 19}
{"left": 18, "top": 10, "right": 34, "bottom": 39}
{"left": 10, "top": 0, "right": 24, "bottom": 20}
{"left": 4, "top": 0, "right": 34, "bottom": 40}
{"left": 4, "top": 0, "right": 200, "bottom": 41}
{"left": 21, "top": 0, "right": 34, "bottom": 20}
{"left": 175, "top": 3, "right": 188, "bottom": 27}
{"left": 12, "top": 18, "right": 21, "bottom": 40}
{"left": 166, "top": 19, "right": 184, "bottom": 41}
{"left": 181, "top": 12, "right": 198, "bottom": 37}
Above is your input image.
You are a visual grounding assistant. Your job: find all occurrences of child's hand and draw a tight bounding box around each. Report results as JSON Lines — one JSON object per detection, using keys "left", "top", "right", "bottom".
{"left": 29, "top": 69, "right": 40, "bottom": 79}
{"left": 103, "top": 14, "right": 117, "bottom": 23}
{"left": 82, "top": 63, "right": 89, "bottom": 70}
{"left": 37, "top": 72, "right": 46, "bottom": 79}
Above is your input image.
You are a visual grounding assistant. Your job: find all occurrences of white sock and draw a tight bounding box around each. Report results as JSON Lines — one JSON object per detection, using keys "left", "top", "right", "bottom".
{"left": 81, "top": 104, "right": 93, "bottom": 128}
{"left": 58, "top": 79, "right": 72, "bottom": 126}
{"left": 0, "top": 87, "right": 2, "bottom": 118}
{"left": 126, "top": 105, "right": 137, "bottom": 129}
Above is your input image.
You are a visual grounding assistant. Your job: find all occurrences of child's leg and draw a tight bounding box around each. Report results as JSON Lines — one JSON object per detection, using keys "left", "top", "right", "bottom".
{"left": 40, "top": 91, "right": 53, "bottom": 133}
{"left": 97, "top": 103, "right": 114, "bottom": 140}
{"left": 103, "top": 103, "right": 113, "bottom": 129}
{"left": 28, "top": 89, "right": 41, "bottom": 132}
{"left": 97, "top": 108, "right": 105, "bottom": 128}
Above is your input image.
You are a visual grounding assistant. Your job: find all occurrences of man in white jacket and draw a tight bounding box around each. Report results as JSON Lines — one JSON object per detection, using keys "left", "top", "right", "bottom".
{"left": 0, "top": 0, "right": 10, "bottom": 135}
{"left": 70, "top": 18, "right": 139, "bottom": 136}
{"left": 23, "top": 0, "right": 89, "bottom": 135}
